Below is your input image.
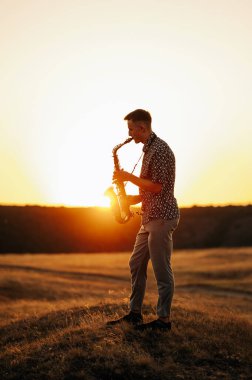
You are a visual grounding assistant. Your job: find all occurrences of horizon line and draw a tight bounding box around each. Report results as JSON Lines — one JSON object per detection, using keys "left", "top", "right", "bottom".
{"left": 0, "top": 202, "right": 251, "bottom": 209}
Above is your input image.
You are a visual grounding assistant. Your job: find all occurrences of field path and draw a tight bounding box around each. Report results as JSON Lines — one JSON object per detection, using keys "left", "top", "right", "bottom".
{"left": 177, "top": 284, "right": 252, "bottom": 300}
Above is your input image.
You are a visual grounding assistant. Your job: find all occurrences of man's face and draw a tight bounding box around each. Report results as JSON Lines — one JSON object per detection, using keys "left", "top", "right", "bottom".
{"left": 127, "top": 120, "right": 144, "bottom": 143}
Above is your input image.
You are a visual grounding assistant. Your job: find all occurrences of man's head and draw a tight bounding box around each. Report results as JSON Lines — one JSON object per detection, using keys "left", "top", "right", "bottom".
{"left": 124, "top": 109, "right": 152, "bottom": 144}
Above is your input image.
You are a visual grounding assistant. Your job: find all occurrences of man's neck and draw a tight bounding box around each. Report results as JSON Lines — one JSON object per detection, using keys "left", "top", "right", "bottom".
{"left": 141, "top": 130, "right": 152, "bottom": 144}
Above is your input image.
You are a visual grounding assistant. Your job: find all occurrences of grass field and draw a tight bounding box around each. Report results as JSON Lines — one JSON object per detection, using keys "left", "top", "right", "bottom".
{"left": 0, "top": 248, "right": 252, "bottom": 380}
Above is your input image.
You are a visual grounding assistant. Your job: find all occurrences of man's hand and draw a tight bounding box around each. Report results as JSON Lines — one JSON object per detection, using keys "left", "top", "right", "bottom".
{"left": 113, "top": 170, "right": 162, "bottom": 193}
{"left": 113, "top": 170, "right": 131, "bottom": 183}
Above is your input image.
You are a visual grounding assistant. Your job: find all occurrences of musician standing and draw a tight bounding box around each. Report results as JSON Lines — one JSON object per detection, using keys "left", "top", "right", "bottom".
{"left": 107, "top": 109, "right": 180, "bottom": 331}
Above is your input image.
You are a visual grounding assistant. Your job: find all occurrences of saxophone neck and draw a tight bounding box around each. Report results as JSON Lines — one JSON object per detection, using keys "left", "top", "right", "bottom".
{"left": 112, "top": 137, "right": 133, "bottom": 155}
{"left": 112, "top": 137, "right": 133, "bottom": 171}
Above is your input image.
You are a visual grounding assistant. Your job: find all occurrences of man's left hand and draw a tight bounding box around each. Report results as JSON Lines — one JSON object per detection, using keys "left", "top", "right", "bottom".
{"left": 113, "top": 170, "right": 131, "bottom": 183}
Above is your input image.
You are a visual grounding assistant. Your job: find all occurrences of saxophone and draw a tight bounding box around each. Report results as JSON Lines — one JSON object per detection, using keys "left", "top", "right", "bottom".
{"left": 105, "top": 137, "right": 133, "bottom": 224}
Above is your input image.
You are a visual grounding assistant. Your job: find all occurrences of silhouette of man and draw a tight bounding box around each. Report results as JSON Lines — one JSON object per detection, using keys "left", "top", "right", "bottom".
{"left": 107, "top": 109, "right": 180, "bottom": 331}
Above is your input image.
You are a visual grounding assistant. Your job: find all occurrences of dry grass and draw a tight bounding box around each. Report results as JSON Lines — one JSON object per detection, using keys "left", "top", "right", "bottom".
{"left": 0, "top": 248, "right": 252, "bottom": 379}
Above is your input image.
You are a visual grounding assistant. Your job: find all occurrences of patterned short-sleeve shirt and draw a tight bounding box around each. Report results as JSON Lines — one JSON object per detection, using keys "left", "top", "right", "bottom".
{"left": 139, "top": 132, "right": 179, "bottom": 224}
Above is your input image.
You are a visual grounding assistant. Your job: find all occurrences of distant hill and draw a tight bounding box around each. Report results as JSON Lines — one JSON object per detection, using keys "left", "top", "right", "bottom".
{"left": 0, "top": 205, "right": 251, "bottom": 253}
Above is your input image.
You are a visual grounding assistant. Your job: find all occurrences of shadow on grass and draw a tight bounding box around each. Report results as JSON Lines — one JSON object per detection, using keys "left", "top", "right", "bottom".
{"left": 1, "top": 303, "right": 252, "bottom": 380}
{"left": 0, "top": 303, "right": 127, "bottom": 346}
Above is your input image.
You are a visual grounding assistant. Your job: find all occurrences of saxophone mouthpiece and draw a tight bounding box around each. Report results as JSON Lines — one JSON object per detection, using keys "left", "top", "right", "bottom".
{"left": 123, "top": 137, "right": 133, "bottom": 144}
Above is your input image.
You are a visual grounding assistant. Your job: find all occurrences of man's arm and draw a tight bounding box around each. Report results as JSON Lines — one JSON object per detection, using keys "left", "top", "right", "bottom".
{"left": 127, "top": 173, "right": 162, "bottom": 193}
{"left": 126, "top": 195, "right": 142, "bottom": 205}
{"left": 113, "top": 171, "right": 162, "bottom": 193}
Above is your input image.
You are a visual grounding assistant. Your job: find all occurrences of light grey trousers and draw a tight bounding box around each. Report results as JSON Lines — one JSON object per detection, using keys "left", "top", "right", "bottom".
{"left": 129, "top": 217, "right": 179, "bottom": 318}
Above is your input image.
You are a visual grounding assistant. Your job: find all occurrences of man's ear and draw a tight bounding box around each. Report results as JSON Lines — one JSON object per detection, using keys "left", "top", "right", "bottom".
{"left": 139, "top": 122, "right": 146, "bottom": 131}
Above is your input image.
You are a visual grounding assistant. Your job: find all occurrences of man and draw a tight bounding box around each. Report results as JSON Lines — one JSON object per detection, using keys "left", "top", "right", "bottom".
{"left": 107, "top": 109, "right": 180, "bottom": 331}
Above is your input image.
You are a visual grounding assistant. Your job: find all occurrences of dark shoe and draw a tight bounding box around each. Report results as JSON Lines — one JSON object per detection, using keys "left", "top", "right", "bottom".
{"left": 135, "top": 319, "right": 171, "bottom": 331}
{"left": 106, "top": 311, "right": 143, "bottom": 326}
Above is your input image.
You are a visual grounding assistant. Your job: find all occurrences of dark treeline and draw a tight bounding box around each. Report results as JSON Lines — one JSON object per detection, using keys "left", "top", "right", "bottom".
{"left": 0, "top": 205, "right": 251, "bottom": 253}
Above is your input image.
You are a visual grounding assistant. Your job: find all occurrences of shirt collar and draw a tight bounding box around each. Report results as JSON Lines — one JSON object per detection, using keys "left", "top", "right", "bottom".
{"left": 142, "top": 132, "right": 157, "bottom": 152}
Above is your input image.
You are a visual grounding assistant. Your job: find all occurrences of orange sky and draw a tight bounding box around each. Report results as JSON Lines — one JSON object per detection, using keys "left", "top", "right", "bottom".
{"left": 0, "top": 0, "right": 251, "bottom": 207}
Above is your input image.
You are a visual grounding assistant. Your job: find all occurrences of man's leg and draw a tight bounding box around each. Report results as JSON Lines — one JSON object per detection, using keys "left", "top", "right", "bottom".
{"left": 129, "top": 225, "right": 150, "bottom": 313}
{"left": 146, "top": 218, "right": 179, "bottom": 320}
{"left": 106, "top": 225, "right": 149, "bottom": 326}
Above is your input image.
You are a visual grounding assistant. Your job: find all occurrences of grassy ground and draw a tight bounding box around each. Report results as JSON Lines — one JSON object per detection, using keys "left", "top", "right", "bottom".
{"left": 0, "top": 248, "right": 251, "bottom": 380}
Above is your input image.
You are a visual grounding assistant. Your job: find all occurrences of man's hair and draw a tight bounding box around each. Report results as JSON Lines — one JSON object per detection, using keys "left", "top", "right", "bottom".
{"left": 124, "top": 109, "right": 152, "bottom": 124}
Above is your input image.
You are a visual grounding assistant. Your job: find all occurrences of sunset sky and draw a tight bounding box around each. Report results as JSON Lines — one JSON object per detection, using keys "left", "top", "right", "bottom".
{"left": 1, "top": 0, "right": 251, "bottom": 208}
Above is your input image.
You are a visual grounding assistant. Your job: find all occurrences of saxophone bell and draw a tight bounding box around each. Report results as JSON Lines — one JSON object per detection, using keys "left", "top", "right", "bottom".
{"left": 104, "top": 186, "right": 133, "bottom": 224}
{"left": 105, "top": 137, "right": 134, "bottom": 224}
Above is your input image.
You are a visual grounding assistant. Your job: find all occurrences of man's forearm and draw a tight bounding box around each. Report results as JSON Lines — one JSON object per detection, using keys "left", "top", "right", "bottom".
{"left": 126, "top": 195, "right": 142, "bottom": 205}
{"left": 127, "top": 174, "right": 162, "bottom": 193}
